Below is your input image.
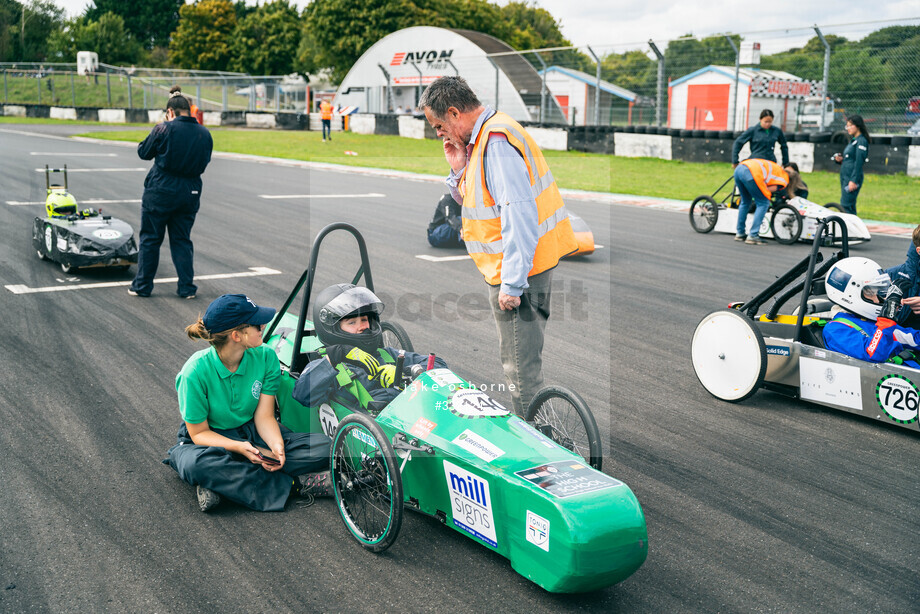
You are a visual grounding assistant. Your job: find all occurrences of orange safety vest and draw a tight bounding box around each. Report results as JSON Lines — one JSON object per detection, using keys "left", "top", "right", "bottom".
{"left": 320, "top": 101, "right": 333, "bottom": 120}
{"left": 740, "top": 158, "right": 788, "bottom": 199}
{"left": 189, "top": 103, "right": 203, "bottom": 124}
{"left": 459, "top": 111, "right": 577, "bottom": 285}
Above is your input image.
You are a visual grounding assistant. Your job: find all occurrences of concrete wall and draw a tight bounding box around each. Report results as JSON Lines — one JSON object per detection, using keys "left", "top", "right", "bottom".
{"left": 398, "top": 115, "right": 426, "bottom": 139}
{"left": 527, "top": 127, "right": 568, "bottom": 151}
{"left": 615, "top": 133, "right": 672, "bottom": 159}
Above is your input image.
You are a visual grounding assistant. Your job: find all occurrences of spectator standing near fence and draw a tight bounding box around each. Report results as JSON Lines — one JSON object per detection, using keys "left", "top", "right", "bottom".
{"left": 320, "top": 99, "right": 334, "bottom": 142}
{"left": 418, "top": 76, "right": 577, "bottom": 417}
{"left": 833, "top": 115, "right": 870, "bottom": 215}
{"left": 129, "top": 93, "right": 212, "bottom": 299}
{"left": 168, "top": 85, "right": 203, "bottom": 124}
{"left": 732, "top": 109, "right": 789, "bottom": 167}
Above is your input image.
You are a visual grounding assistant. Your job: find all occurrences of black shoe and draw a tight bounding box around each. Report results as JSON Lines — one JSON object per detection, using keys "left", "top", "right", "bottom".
{"left": 734, "top": 234, "right": 746, "bottom": 241}
{"left": 128, "top": 289, "right": 150, "bottom": 297}
{"left": 196, "top": 485, "right": 221, "bottom": 512}
{"left": 181, "top": 294, "right": 196, "bottom": 300}
{"left": 295, "top": 471, "right": 332, "bottom": 498}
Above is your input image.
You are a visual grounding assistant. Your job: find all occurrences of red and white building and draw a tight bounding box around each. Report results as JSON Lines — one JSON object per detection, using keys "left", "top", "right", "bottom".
{"left": 667, "top": 65, "right": 823, "bottom": 131}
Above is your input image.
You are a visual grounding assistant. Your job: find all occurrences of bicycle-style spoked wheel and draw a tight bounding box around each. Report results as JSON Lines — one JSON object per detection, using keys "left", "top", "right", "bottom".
{"left": 331, "top": 413, "right": 403, "bottom": 552}
{"left": 525, "top": 386, "right": 603, "bottom": 471}
{"left": 380, "top": 320, "right": 414, "bottom": 352}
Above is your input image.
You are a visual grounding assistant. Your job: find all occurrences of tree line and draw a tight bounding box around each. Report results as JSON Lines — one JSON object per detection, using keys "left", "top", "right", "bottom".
{"left": 0, "top": 0, "right": 572, "bottom": 77}
{"left": 1, "top": 1, "right": 916, "bottom": 113}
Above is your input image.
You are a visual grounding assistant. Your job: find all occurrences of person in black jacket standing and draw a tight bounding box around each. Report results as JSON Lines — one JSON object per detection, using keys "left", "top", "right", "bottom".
{"left": 833, "top": 114, "right": 870, "bottom": 215}
{"left": 731, "top": 109, "right": 789, "bottom": 168}
{"left": 129, "top": 92, "right": 213, "bottom": 298}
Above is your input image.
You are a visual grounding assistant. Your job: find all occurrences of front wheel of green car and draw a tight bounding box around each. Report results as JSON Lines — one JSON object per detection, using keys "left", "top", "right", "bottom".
{"left": 331, "top": 413, "right": 403, "bottom": 553}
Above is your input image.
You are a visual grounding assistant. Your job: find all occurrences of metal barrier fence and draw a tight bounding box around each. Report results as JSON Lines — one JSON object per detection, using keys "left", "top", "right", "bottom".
{"left": 2, "top": 18, "right": 917, "bottom": 134}
{"left": 371, "top": 18, "right": 919, "bottom": 135}
{"left": 0, "top": 62, "right": 304, "bottom": 112}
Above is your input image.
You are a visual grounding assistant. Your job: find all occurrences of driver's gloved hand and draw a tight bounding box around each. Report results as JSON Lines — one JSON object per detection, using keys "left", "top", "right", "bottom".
{"left": 325, "top": 345, "right": 382, "bottom": 376}
{"left": 374, "top": 364, "right": 397, "bottom": 388}
{"left": 893, "top": 329, "right": 919, "bottom": 348}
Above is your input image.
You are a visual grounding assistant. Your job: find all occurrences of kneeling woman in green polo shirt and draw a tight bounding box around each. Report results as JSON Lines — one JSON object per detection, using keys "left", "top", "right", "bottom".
{"left": 165, "top": 294, "right": 332, "bottom": 512}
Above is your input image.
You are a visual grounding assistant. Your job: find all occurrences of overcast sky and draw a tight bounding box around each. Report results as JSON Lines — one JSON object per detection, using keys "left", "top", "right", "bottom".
{"left": 52, "top": 0, "right": 919, "bottom": 54}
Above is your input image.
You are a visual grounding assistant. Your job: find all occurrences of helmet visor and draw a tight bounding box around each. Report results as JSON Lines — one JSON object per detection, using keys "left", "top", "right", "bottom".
{"left": 318, "top": 286, "right": 384, "bottom": 325}
{"left": 861, "top": 273, "right": 891, "bottom": 304}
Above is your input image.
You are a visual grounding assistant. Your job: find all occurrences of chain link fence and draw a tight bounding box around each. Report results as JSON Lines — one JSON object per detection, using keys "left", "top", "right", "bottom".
{"left": 2, "top": 18, "right": 918, "bottom": 134}
{"left": 370, "top": 18, "right": 919, "bottom": 135}
{"left": 0, "top": 62, "right": 306, "bottom": 112}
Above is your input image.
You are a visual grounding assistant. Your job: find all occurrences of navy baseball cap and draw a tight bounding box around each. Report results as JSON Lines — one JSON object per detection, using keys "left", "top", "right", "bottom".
{"left": 203, "top": 294, "right": 276, "bottom": 334}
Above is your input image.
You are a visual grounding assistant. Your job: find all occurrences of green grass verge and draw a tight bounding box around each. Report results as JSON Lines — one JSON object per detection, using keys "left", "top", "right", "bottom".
{"left": 75, "top": 127, "right": 920, "bottom": 224}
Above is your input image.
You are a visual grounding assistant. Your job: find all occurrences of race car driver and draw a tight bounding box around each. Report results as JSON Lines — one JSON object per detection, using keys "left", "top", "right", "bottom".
{"left": 823, "top": 257, "right": 920, "bottom": 367}
{"left": 293, "top": 284, "right": 447, "bottom": 412}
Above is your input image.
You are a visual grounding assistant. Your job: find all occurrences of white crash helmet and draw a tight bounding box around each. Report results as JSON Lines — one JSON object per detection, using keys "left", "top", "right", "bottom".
{"left": 825, "top": 257, "right": 890, "bottom": 320}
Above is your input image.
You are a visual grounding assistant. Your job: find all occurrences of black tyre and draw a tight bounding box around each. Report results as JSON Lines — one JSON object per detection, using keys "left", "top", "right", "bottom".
{"left": 525, "top": 386, "right": 603, "bottom": 471}
{"left": 770, "top": 203, "right": 803, "bottom": 244}
{"left": 689, "top": 195, "right": 718, "bottom": 233}
{"left": 331, "top": 413, "right": 403, "bottom": 553}
{"left": 380, "top": 320, "right": 414, "bottom": 353}
{"left": 824, "top": 202, "right": 842, "bottom": 212}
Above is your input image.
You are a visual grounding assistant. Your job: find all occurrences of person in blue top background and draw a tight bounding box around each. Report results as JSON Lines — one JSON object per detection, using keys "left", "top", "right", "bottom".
{"left": 822, "top": 257, "right": 920, "bottom": 368}
{"left": 732, "top": 109, "right": 790, "bottom": 168}
{"left": 833, "top": 115, "right": 870, "bottom": 215}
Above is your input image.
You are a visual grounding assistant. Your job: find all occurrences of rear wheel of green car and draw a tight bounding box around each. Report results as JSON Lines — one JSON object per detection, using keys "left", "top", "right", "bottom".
{"left": 525, "top": 386, "right": 603, "bottom": 471}
{"left": 331, "top": 413, "right": 403, "bottom": 553}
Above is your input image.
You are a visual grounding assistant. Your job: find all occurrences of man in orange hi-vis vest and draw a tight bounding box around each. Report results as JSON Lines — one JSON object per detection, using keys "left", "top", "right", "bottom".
{"left": 319, "top": 99, "right": 334, "bottom": 142}
{"left": 419, "top": 76, "right": 577, "bottom": 416}
{"left": 733, "top": 158, "right": 789, "bottom": 245}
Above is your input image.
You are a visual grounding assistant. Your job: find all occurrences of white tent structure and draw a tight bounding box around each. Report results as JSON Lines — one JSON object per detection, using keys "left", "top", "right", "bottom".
{"left": 333, "top": 26, "right": 564, "bottom": 122}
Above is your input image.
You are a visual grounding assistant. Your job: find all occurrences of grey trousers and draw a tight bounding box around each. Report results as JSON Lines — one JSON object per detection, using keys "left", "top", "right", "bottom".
{"left": 488, "top": 269, "right": 553, "bottom": 416}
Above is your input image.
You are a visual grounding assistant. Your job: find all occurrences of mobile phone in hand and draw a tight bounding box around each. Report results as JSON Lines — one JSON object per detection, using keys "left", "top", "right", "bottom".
{"left": 255, "top": 450, "right": 281, "bottom": 465}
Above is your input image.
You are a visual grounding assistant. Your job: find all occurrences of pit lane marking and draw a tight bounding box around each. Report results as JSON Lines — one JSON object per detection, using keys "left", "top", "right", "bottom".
{"left": 5, "top": 266, "right": 281, "bottom": 295}
{"left": 416, "top": 254, "right": 472, "bottom": 262}
{"left": 30, "top": 152, "right": 117, "bottom": 157}
{"left": 258, "top": 192, "right": 386, "bottom": 200}
{"left": 7, "top": 198, "right": 141, "bottom": 206}
{"left": 34, "top": 167, "right": 146, "bottom": 172}
{"left": 415, "top": 245, "right": 604, "bottom": 263}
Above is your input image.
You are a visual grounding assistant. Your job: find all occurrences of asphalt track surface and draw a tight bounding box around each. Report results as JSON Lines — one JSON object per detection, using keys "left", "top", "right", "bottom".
{"left": 1, "top": 124, "right": 917, "bottom": 613}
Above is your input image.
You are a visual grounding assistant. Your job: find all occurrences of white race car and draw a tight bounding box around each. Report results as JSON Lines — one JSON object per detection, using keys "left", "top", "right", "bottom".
{"left": 689, "top": 177, "right": 871, "bottom": 245}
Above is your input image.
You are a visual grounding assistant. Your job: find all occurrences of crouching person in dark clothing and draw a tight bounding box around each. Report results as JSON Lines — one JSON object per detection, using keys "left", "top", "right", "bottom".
{"left": 427, "top": 193, "right": 463, "bottom": 248}
{"left": 293, "top": 284, "right": 446, "bottom": 413}
{"left": 165, "top": 294, "right": 332, "bottom": 512}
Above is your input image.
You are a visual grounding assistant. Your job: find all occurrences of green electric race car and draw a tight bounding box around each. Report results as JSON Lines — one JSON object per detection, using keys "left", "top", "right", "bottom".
{"left": 262, "top": 223, "right": 648, "bottom": 593}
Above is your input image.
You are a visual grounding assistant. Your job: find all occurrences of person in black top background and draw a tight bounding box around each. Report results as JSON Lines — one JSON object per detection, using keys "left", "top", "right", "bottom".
{"left": 732, "top": 109, "right": 789, "bottom": 168}
{"left": 130, "top": 92, "right": 213, "bottom": 299}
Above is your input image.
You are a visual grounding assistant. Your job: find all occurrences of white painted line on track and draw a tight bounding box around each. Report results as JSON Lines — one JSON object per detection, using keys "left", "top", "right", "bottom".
{"left": 5, "top": 266, "right": 281, "bottom": 295}
{"left": 416, "top": 246, "right": 603, "bottom": 263}
{"left": 415, "top": 254, "right": 472, "bottom": 262}
{"left": 7, "top": 198, "right": 141, "bottom": 206}
{"left": 34, "top": 167, "right": 146, "bottom": 172}
{"left": 259, "top": 192, "right": 386, "bottom": 200}
{"left": 30, "top": 152, "right": 117, "bottom": 157}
